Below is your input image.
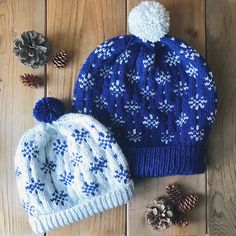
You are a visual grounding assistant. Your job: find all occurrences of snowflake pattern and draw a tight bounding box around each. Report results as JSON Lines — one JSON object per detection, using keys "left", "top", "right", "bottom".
{"left": 99, "top": 66, "right": 113, "bottom": 78}
{"left": 111, "top": 113, "right": 125, "bottom": 126}
{"left": 124, "top": 100, "right": 141, "bottom": 115}
{"left": 53, "top": 139, "right": 68, "bottom": 156}
{"left": 71, "top": 128, "right": 90, "bottom": 144}
{"left": 21, "top": 141, "right": 39, "bottom": 161}
{"left": 98, "top": 131, "right": 116, "bottom": 149}
{"left": 22, "top": 200, "right": 36, "bottom": 216}
{"left": 25, "top": 179, "right": 44, "bottom": 195}
{"left": 126, "top": 70, "right": 140, "bottom": 84}
{"left": 173, "top": 81, "right": 189, "bottom": 96}
{"left": 143, "top": 54, "right": 155, "bottom": 71}
{"left": 59, "top": 171, "right": 74, "bottom": 186}
{"left": 142, "top": 114, "right": 159, "bottom": 128}
{"left": 188, "top": 126, "right": 204, "bottom": 141}
{"left": 50, "top": 190, "right": 68, "bottom": 206}
{"left": 140, "top": 86, "right": 155, "bottom": 100}
{"left": 40, "top": 161, "right": 56, "bottom": 174}
{"left": 110, "top": 80, "right": 126, "bottom": 97}
{"left": 189, "top": 94, "right": 207, "bottom": 110}
{"left": 207, "top": 112, "right": 216, "bottom": 125}
{"left": 78, "top": 73, "right": 95, "bottom": 91}
{"left": 95, "top": 95, "right": 108, "bottom": 109}
{"left": 15, "top": 166, "right": 22, "bottom": 177}
{"left": 94, "top": 41, "right": 114, "bottom": 59}
{"left": 186, "top": 64, "right": 198, "bottom": 78}
{"left": 71, "top": 152, "right": 83, "bottom": 167}
{"left": 176, "top": 113, "right": 189, "bottom": 127}
{"left": 161, "top": 130, "right": 174, "bottom": 144}
{"left": 89, "top": 156, "right": 108, "bottom": 174}
{"left": 82, "top": 182, "right": 99, "bottom": 196}
{"left": 204, "top": 76, "right": 216, "bottom": 90}
{"left": 127, "top": 129, "right": 142, "bottom": 143}
{"left": 165, "top": 52, "right": 180, "bottom": 66}
{"left": 114, "top": 164, "right": 130, "bottom": 184}
{"left": 179, "top": 43, "right": 200, "bottom": 60}
{"left": 155, "top": 71, "right": 171, "bottom": 85}
{"left": 159, "top": 99, "right": 174, "bottom": 113}
{"left": 116, "top": 50, "right": 131, "bottom": 64}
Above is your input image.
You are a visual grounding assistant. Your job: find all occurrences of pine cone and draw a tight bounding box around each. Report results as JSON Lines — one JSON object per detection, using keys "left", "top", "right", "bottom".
{"left": 20, "top": 73, "right": 43, "bottom": 88}
{"left": 52, "top": 50, "right": 68, "bottom": 68}
{"left": 144, "top": 198, "right": 174, "bottom": 230}
{"left": 13, "top": 30, "right": 50, "bottom": 69}
{"left": 178, "top": 194, "right": 199, "bottom": 213}
{"left": 166, "top": 184, "right": 183, "bottom": 205}
{"left": 173, "top": 217, "right": 189, "bottom": 228}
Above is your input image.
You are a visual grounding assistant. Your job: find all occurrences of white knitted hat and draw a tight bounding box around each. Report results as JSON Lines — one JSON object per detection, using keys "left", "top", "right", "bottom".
{"left": 15, "top": 97, "right": 134, "bottom": 233}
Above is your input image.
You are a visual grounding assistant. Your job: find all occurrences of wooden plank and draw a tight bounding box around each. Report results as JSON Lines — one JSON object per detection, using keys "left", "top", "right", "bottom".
{"left": 46, "top": 0, "right": 127, "bottom": 235}
{"left": 206, "top": 0, "right": 236, "bottom": 235}
{"left": 126, "top": 1, "right": 207, "bottom": 236}
{"left": 0, "top": 0, "right": 46, "bottom": 235}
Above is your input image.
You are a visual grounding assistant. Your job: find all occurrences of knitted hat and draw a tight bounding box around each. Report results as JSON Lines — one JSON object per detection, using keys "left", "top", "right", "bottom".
{"left": 15, "top": 97, "right": 134, "bottom": 233}
{"left": 72, "top": 1, "right": 217, "bottom": 177}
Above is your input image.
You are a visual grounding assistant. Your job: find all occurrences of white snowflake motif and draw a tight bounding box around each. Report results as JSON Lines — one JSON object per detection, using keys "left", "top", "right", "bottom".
{"left": 207, "top": 112, "right": 216, "bottom": 125}
{"left": 111, "top": 113, "right": 125, "bottom": 126}
{"left": 159, "top": 99, "right": 174, "bottom": 113}
{"left": 95, "top": 95, "right": 108, "bottom": 109}
{"left": 186, "top": 64, "right": 198, "bottom": 78}
{"left": 155, "top": 71, "right": 171, "bottom": 85}
{"left": 127, "top": 129, "right": 142, "bottom": 143}
{"left": 176, "top": 113, "right": 189, "bottom": 127}
{"left": 110, "top": 80, "right": 126, "bottom": 97}
{"left": 140, "top": 86, "right": 155, "bottom": 100}
{"left": 165, "top": 52, "right": 180, "bottom": 66}
{"left": 94, "top": 41, "right": 114, "bottom": 59}
{"left": 127, "top": 69, "right": 140, "bottom": 84}
{"left": 161, "top": 130, "right": 174, "bottom": 144}
{"left": 188, "top": 126, "right": 204, "bottom": 141}
{"left": 78, "top": 73, "right": 95, "bottom": 91}
{"left": 142, "top": 114, "right": 159, "bottom": 129}
{"left": 189, "top": 94, "right": 207, "bottom": 110}
{"left": 173, "top": 81, "right": 189, "bottom": 96}
{"left": 179, "top": 43, "right": 200, "bottom": 60}
{"left": 204, "top": 76, "right": 216, "bottom": 90}
{"left": 116, "top": 50, "right": 131, "bottom": 64}
{"left": 124, "top": 100, "right": 141, "bottom": 115}
{"left": 143, "top": 54, "right": 155, "bottom": 71}
{"left": 99, "top": 66, "right": 113, "bottom": 78}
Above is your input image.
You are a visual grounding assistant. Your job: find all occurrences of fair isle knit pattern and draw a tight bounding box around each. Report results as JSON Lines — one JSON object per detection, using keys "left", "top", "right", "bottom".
{"left": 15, "top": 114, "right": 134, "bottom": 233}
{"left": 72, "top": 35, "right": 217, "bottom": 177}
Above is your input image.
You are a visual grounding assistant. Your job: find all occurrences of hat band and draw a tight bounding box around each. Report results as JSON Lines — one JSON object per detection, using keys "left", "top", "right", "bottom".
{"left": 127, "top": 145, "right": 206, "bottom": 177}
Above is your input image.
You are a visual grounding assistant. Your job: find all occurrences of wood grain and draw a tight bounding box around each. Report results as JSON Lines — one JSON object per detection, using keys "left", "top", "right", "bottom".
{"left": 0, "top": 0, "right": 46, "bottom": 235}
{"left": 126, "top": 1, "right": 207, "bottom": 236}
{"left": 46, "top": 0, "right": 127, "bottom": 235}
{"left": 206, "top": 0, "right": 236, "bottom": 235}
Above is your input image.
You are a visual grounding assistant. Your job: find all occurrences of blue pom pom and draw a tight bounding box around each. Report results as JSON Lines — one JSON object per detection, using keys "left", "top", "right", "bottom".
{"left": 33, "top": 97, "right": 65, "bottom": 123}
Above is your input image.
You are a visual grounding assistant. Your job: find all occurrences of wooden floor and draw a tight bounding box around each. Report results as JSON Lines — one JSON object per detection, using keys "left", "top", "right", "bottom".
{"left": 0, "top": 0, "right": 235, "bottom": 235}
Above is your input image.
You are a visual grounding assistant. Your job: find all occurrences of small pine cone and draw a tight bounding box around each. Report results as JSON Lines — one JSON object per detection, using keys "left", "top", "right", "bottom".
{"left": 173, "top": 217, "right": 189, "bottom": 228}
{"left": 52, "top": 50, "right": 68, "bottom": 68}
{"left": 166, "top": 184, "right": 183, "bottom": 205}
{"left": 20, "top": 73, "right": 43, "bottom": 88}
{"left": 178, "top": 194, "right": 199, "bottom": 213}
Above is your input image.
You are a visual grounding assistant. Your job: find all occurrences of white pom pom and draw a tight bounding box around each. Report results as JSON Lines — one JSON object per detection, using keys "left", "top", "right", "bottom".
{"left": 128, "top": 1, "right": 170, "bottom": 43}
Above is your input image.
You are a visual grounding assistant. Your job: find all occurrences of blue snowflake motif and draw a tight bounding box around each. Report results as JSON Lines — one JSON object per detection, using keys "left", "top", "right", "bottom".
{"left": 15, "top": 167, "right": 22, "bottom": 177}
{"left": 50, "top": 190, "right": 68, "bottom": 206}
{"left": 71, "top": 128, "right": 90, "bottom": 144}
{"left": 25, "top": 179, "right": 44, "bottom": 195}
{"left": 53, "top": 139, "right": 68, "bottom": 156}
{"left": 98, "top": 131, "right": 116, "bottom": 149}
{"left": 40, "top": 161, "right": 56, "bottom": 174}
{"left": 59, "top": 171, "right": 74, "bottom": 185}
{"left": 89, "top": 156, "right": 108, "bottom": 174}
{"left": 82, "top": 182, "right": 99, "bottom": 196}
{"left": 22, "top": 200, "right": 36, "bottom": 216}
{"left": 114, "top": 164, "right": 130, "bottom": 184}
{"left": 71, "top": 152, "right": 83, "bottom": 167}
{"left": 21, "top": 141, "right": 39, "bottom": 161}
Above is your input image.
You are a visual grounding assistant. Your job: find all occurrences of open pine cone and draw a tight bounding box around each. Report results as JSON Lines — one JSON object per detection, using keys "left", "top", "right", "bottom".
{"left": 13, "top": 30, "right": 50, "bottom": 69}
{"left": 166, "top": 183, "right": 183, "bottom": 205}
{"left": 20, "top": 73, "right": 43, "bottom": 88}
{"left": 144, "top": 198, "right": 174, "bottom": 230}
{"left": 52, "top": 50, "right": 68, "bottom": 68}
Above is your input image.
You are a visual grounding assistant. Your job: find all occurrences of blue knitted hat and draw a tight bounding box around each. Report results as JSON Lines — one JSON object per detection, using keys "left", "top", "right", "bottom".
{"left": 15, "top": 97, "right": 134, "bottom": 233}
{"left": 73, "top": 1, "right": 217, "bottom": 177}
